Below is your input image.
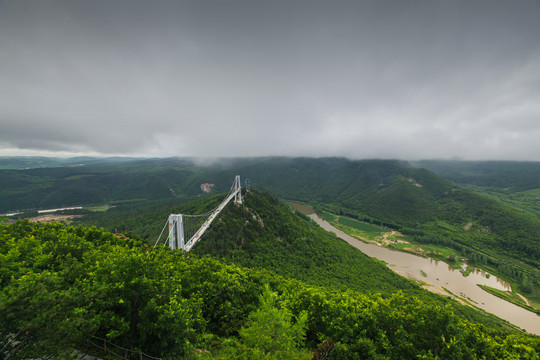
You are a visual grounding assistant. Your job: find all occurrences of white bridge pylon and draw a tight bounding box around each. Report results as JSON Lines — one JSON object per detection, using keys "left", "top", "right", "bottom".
{"left": 161, "top": 175, "right": 242, "bottom": 252}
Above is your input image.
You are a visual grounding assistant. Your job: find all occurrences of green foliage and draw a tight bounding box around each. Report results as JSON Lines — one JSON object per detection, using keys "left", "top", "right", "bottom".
{"left": 213, "top": 285, "right": 310, "bottom": 360}
{"left": 412, "top": 160, "right": 540, "bottom": 192}
{"left": 0, "top": 158, "right": 202, "bottom": 212}
{"left": 1, "top": 220, "right": 538, "bottom": 359}
{"left": 240, "top": 285, "right": 307, "bottom": 353}
{"left": 0, "top": 220, "right": 204, "bottom": 358}
{"left": 459, "top": 184, "right": 540, "bottom": 218}
{"left": 2, "top": 157, "right": 539, "bottom": 273}
{"left": 2, "top": 157, "right": 540, "bottom": 356}
{"left": 76, "top": 193, "right": 224, "bottom": 243}
{"left": 194, "top": 191, "right": 416, "bottom": 294}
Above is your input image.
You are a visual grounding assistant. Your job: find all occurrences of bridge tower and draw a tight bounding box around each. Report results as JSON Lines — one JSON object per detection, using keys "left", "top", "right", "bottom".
{"left": 159, "top": 175, "right": 243, "bottom": 251}
{"left": 234, "top": 175, "right": 242, "bottom": 203}
{"left": 168, "top": 214, "right": 184, "bottom": 250}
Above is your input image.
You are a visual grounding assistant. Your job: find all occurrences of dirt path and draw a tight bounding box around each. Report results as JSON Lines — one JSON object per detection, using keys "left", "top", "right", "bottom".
{"left": 517, "top": 293, "right": 531, "bottom": 306}
{"left": 381, "top": 231, "right": 392, "bottom": 241}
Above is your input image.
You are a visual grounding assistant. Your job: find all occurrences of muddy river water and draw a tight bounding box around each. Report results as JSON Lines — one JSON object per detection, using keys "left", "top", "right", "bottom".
{"left": 308, "top": 214, "right": 540, "bottom": 335}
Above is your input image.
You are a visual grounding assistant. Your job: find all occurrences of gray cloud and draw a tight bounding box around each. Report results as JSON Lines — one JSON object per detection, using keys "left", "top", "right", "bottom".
{"left": 1, "top": 0, "right": 539, "bottom": 160}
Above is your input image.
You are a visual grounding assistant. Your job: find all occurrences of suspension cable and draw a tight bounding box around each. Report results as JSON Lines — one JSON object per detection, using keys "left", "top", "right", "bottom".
{"left": 154, "top": 221, "right": 168, "bottom": 247}
{"left": 157, "top": 176, "right": 241, "bottom": 248}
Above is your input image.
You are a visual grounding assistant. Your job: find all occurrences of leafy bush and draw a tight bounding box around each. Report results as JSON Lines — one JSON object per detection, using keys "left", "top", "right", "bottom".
{"left": 1, "top": 220, "right": 538, "bottom": 359}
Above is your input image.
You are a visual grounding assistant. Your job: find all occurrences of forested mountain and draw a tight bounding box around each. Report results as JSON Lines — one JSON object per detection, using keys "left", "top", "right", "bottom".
{"left": 0, "top": 156, "right": 141, "bottom": 170}
{"left": 194, "top": 191, "right": 415, "bottom": 293}
{"left": 172, "top": 157, "right": 540, "bottom": 269}
{"left": 2, "top": 219, "right": 539, "bottom": 359}
{"left": 0, "top": 158, "right": 200, "bottom": 212}
{"left": 77, "top": 190, "right": 416, "bottom": 294}
{"left": 410, "top": 160, "right": 540, "bottom": 220}
{"left": 2, "top": 162, "right": 539, "bottom": 358}
{"left": 410, "top": 160, "right": 540, "bottom": 191}
{"left": 2, "top": 156, "right": 539, "bottom": 270}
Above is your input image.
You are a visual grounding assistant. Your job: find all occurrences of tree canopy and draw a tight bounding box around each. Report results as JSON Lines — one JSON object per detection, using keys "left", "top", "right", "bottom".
{"left": 1, "top": 220, "right": 538, "bottom": 359}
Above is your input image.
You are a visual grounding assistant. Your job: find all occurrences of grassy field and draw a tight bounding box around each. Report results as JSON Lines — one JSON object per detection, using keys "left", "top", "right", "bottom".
{"left": 323, "top": 211, "right": 540, "bottom": 312}
{"left": 319, "top": 211, "right": 337, "bottom": 222}
{"left": 316, "top": 210, "right": 540, "bottom": 321}
{"left": 337, "top": 216, "right": 385, "bottom": 236}
{"left": 287, "top": 201, "right": 315, "bottom": 215}
{"left": 86, "top": 205, "right": 113, "bottom": 212}
{"left": 319, "top": 211, "right": 466, "bottom": 269}
{"left": 319, "top": 211, "right": 387, "bottom": 240}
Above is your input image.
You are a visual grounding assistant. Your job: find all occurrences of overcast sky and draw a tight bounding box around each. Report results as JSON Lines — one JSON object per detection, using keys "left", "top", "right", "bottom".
{"left": 1, "top": 0, "right": 539, "bottom": 160}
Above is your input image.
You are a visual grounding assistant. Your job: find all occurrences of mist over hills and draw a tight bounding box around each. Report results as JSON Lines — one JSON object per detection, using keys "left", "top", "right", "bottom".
{"left": 1, "top": 156, "right": 539, "bottom": 357}
{"left": 1, "top": 156, "right": 538, "bottom": 269}
{"left": 0, "top": 156, "right": 143, "bottom": 170}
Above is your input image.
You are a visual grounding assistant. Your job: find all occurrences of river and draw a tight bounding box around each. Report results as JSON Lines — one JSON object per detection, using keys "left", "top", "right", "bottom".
{"left": 308, "top": 213, "right": 540, "bottom": 335}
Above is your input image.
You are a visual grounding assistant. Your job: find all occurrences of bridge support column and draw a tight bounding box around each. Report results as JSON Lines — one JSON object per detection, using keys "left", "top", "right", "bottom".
{"left": 168, "top": 214, "right": 185, "bottom": 250}
{"left": 234, "top": 175, "right": 242, "bottom": 203}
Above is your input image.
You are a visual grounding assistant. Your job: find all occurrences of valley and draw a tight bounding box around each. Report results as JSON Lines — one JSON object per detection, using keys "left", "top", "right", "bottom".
{"left": 1, "top": 156, "right": 539, "bottom": 358}
{"left": 308, "top": 211, "right": 539, "bottom": 334}
{"left": 288, "top": 200, "right": 539, "bottom": 332}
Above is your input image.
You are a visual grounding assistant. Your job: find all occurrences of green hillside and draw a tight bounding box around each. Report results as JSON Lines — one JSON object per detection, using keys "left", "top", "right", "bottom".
{"left": 77, "top": 190, "right": 417, "bottom": 295}
{"left": 186, "top": 158, "right": 540, "bottom": 269}
{"left": 193, "top": 190, "right": 415, "bottom": 294}
{"left": 0, "top": 156, "right": 143, "bottom": 170}
{"left": 0, "top": 159, "right": 200, "bottom": 212}
{"left": 74, "top": 189, "right": 537, "bottom": 324}
{"left": 411, "top": 159, "right": 540, "bottom": 220}
{"left": 2, "top": 156, "right": 538, "bottom": 281}
{"left": 2, "top": 220, "right": 538, "bottom": 359}
{"left": 410, "top": 160, "right": 540, "bottom": 192}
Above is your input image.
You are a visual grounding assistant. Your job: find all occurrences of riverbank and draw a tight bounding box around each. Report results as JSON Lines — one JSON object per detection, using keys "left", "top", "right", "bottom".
{"left": 478, "top": 285, "right": 540, "bottom": 315}
{"left": 291, "top": 204, "right": 539, "bottom": 313}
{"left": 302, "top": 210, "right": 540, "bottom": 334}
{"left": 318, "top": 210, "right": 465, "bottom": 269}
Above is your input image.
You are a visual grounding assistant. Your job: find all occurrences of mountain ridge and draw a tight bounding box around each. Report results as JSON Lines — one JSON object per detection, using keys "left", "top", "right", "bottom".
{"left": 2, "top": 156, "right": 538, "bottom": 270}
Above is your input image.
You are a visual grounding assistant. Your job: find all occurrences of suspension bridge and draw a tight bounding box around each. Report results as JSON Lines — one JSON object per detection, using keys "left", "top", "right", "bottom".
{"left": 154, "top": 175, "right": 242, "bottom": 251}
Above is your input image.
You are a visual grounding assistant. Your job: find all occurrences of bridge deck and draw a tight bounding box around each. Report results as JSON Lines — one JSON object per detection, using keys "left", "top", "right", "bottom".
{"left": 183, "top": 188, "right": 240, "bottom": 251}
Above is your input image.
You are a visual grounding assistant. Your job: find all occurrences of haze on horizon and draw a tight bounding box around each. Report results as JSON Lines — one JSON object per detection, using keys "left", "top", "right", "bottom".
{"left": 1, "top": 0, "right": 539, "bottom": 161}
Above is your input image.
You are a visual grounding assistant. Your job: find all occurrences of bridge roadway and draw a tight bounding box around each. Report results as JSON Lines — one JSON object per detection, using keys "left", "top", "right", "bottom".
{"left": 183, "top": 187, "right": 240, "bottom": 251}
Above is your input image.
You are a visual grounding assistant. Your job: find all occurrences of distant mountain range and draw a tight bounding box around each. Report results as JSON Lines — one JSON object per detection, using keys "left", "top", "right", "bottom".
{"left": 1, "top": 156, "right": 539, "bottom": 358}
{"left": 0, "top": 156, "right": 145, "bottom": 170}
{"left": 1, "top": 156, "right": 538, "bottom": 269}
